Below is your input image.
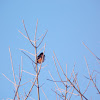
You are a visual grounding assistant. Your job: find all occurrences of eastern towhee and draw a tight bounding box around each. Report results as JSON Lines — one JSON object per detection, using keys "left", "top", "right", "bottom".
{"left": 37, "top": 52, "right": 45, "bottom": 64}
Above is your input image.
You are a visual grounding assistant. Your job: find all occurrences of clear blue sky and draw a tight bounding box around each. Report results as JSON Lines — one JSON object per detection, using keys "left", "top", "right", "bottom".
{"left": 0, "top": 0, "right": 100, "bottom": 100}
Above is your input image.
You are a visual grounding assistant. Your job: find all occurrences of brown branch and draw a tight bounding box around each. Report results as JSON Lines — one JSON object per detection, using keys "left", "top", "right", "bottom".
{"left": 33, "top": 19, "right": 41, "bottom": 100}
{"left": 73, "top": 71, "right": 83, "bottom": 100}
{"left": 67, "top": 72, "right": 88, "bottom": 99}
{"left": 14, "top": 65, "right": 23, "bottom": 100}
{"left": 22, "top": 70, "right": 36, "bottom": 76}
{"left": 19, "top": 48, "right": 35, "bottom": 56}
{"left": 51, "top": 89, "right": 65, "bottom": 100}
{"left": 47, "top": 79, "right": 67, "bottom": 83}
{"left": 68, "top": 88, "right": 75, "bottom": 100}
{"left": 53, "top": 56, "right": 66, "bottom": 87}
{"left": 25, "top": 41, "right": 45, "bottom": 100}
{"left": 2, "top": 73, "right": 15, "bottom": 85}
{"left": 36, "top": 34, "right": 43, "bottom": 41}
{"left": 53, "top": 51, "right": 66, "bottom": 76}
{"left": 14, "top": 56, "right": 23, "bottom": 100}
{"left": 37, "top": 30, "right": 48, "bottom": 48}
{"left": 41, "top": 87, "right": 48, "bottom": 100}
{"left": 9, "top": 47, "right": 20, "bottom": 100}
{"left": 55, "top": 87, "right": 57, "bottom": 100}
{"left": 48, "top": 71, "right": 65, "bottom": 97}
{"left": 65, "top": 64, "right": 68, "bottom": 100}
{"left": 53, "top": 52, "right": 88, "bottom": 100}
{"left": 82, "top": 42, "right": 100, "bottom": 64}
{"left": 22, "top": 20, "right": 35, "bottom": 48}
{"left": 84, "top": 56, "right": 100, "bottom": 94}
{"left": 83, "top": 78, "right": 91, "bottom": 94}
{"left": 21, "top": 51, "right": 36, "bottom": 64}
{"left": 18, "top": 30, "right": 35, "bottom": 43}
{"left": 37, "top": 44, "right": 46, "bottom": 55}
{"left": 25, "top": 62, "right": 42, "bottom": 100}
{"left": 34, "top": 19, "right": 38, "bottom": 42}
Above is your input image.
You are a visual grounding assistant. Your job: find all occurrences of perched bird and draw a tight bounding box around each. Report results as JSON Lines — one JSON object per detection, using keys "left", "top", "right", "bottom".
{"left": 37, "top": 52, "right": 45, "bottom": 64}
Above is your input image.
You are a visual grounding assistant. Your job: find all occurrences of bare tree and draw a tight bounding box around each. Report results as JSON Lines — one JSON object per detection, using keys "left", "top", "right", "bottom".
{"left": 3, "top": 19, "right": 47, "bottom": 100}
{"left": 48, "top": 43, "right": 100, "bottom": 100}
{"left": 2, "top": 20, "right": 100, "bottom": 100}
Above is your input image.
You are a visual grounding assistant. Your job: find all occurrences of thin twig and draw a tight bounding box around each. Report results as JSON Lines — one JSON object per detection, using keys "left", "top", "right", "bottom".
{"left": 20, "top": 80, "right": 32, "bottom": 86}
{"left": 14, "top": 66, "right": 22, "bottom": 100}
{"left": 65, "top": 64, "right": 68, "bottom": 100}
{"left": 93, "top": 70, "right": 100, "bottom": 74}
{"left": 55, "top": 87, "right": 57, "bottom": 100}
{"left": 9, "top": 47, "right": 20, "bottom": 100}
{"left": 41, "top": 65, "right": 47, "bottom": 69}
{"left": 37, "top": 30, "right": 48, "bottom": 48}
{"left": 21, "top": 51, "right": 36, "bottom": 64}
{"left": 2, "top": 73, "right": 15, "bottom": 85}
{"left": 83, "top": 79, "right": 91, "bottom": 94}
{"left": 53, "top": 56, "right": 66, "bottom": 87}
{"left": 68, "top": 88, "right": 75, "bottom": 100}
{"left": 18, "top": 30, "right": 35, "bottom": 43}
{"left": 84, "top": 56, "right": 100, "bottom": 94}
{"left": 48, "top": 71, "right": 65, "bottom": 97}
{"left": 25, "top": 61, "right": 42, "bottom": 100}
{"left": 22, "top": 70, "right": 36, "bottom": 76}
{"left": 22, "top": 20, "right": 35, "bottom": 48}
{"left": 14, "top": 56, "right": 23, "bottom": 100}
{"left": 51, "top": 89, "right": 65, "bottom": 100}
{"left": 37, "top": 44, "right": 45, "bottom": 55}
{"left": 47, "top": 79, "right": 67, "bottom": 83}
{"left": 41, "top": 87, "right": 48, "bottom": 100}
{"left": 82, "top": 42, "right": 100, "bottom": 64}
{"left": 36, "top": 34, "right": 43, "bottom": 41}
{"left": 34, "top": 19, "right": 38, "bottom": 42}
{"left": 53, "top": 52, "right": 88, "bottom": 100}
{"left": 73, "top": 70, "right": 83, "bottom": 100}
{"left": 34, "top": 19, "right": 40, "bottom": 100}
{"left": 53, "top": 51, "right": 66, "bottom": 76}
{"left": 19, "top": 48, "right": 35, "bottom": 56}
{"left": 9, "top": 47, "right": 17, "bottom": 87}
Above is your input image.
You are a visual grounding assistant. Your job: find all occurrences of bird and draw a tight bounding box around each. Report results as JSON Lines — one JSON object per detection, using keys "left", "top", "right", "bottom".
{"left": 37, "top": 52, "right": 45, "bottom": 64}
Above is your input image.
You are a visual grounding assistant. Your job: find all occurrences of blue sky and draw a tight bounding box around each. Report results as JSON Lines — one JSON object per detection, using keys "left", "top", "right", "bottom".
{"left": 0, "top": 0, "right": 100, "bottom": 100}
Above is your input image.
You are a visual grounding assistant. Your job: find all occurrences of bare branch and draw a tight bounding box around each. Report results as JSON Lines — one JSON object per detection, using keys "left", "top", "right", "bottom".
{"left": 48, "top": 71, "right": 65, "bottom": 97}
{"left": 9, "top": 47, "right": 20, "bottom": 99}
{"left": 41, "top": 87, "right": 48, "bottom": 100}
{"left": 14, "top": 67, "right": 22, "bottom": 100}
{"left": 9, "top": 47, "right": 17, "bottom": 87}
{"left": 20, "top": 80, "right": 32, "bottom": 86}
{"left": 83, "top": 80, "right": 91, "bottom": 94}
{"left": 36, "top": 34, "right": 43, "bottom": 41}
{"left": 37, "top": 44, "right": 46, "bottom": 55}
{"left": 65, "top": 64, "right": 68, "bottom": 100}
{"left": 22, "top": 70, "right": 36, "bottom": 76}
{"left": 68, "top": 88, "right": 75, "bottom": 100}
{"left": 19, "top": 48, "right": 35, "bottom": 56}
{"left": 84, "top": 56, "right": 100, "bottom": 94}
{"left": 25, "top": 59, "right": 42, "bottom": 100}
{"left": 34, "top": 19, "right": 38, "bottom": 42}
{"left": 53, "top": 56, "right": 66, "bottom": 87}
{"left": 21, "top": 51, "right": 36, "bottom": 64}
{"left": 73, "top": 71, "right": 83, "bottom": 100}
{"left": 53, "top": 51, "right": 66, "bottom": 76}
{"left": 22, "top": 20, "right": 35, "bottom": 48}
{"left": 51, "top": 89, "right": 65, "bottom": 100}
{"left": 37, "top": 30, "right": 48, "bottom": 48}
{"left": 82, "top": 42, "right": 100, "bottom": 64}
{"left": 53, "top": 52, "right": 88, "bottom": 100}
{"left": 14, "top": 56, "right": 23, "bottom": 100}
{"left": 2, "top": 73, "right": 15, "bottom": 85}
{"left": 18, "top": 30, "right": 35, "bottom": 43}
